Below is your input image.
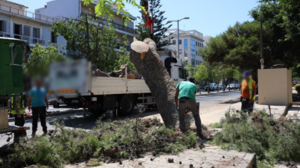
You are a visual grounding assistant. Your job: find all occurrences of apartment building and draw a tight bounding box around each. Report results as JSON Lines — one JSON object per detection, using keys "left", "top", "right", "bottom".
{"left": 0, "top": 0, "right": 66, "bottom": 49}
{"left": 35, "top": 0, "right": 136, "bottom": 51}
{"left": 164, "top": 29, "right": 204, "bottom": 67}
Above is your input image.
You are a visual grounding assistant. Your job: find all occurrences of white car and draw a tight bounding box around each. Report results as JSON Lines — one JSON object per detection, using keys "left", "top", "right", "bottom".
{"left": 227, "top": 84, "right": 235, "bottom": 90}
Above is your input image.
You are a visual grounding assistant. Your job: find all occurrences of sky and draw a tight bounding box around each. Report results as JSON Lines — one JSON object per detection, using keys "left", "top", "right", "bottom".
{"left": 9, "top": 0, "right": 259, "bottom": 37}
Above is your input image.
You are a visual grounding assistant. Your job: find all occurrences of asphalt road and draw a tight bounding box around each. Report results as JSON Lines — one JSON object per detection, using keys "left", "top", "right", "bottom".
{"left": 0, "top": 91, "right": 240, "bottom": 147}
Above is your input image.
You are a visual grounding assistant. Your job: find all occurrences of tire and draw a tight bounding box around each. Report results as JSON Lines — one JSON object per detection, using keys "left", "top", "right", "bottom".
{"left": 119, "top": 95, "right": 135, "bottom": 116}
{"left": 88, "top": 102, "right": 106, "bottom": 116}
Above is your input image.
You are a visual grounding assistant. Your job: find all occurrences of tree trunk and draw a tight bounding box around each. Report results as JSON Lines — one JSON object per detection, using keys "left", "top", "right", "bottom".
{"left": 130, "top": 38, "right": 178, "bottom": 128}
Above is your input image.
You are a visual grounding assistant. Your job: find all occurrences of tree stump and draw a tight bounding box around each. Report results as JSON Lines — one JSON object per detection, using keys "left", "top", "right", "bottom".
{"left": 130, "top": 38, "right": 178, "bottom": 128}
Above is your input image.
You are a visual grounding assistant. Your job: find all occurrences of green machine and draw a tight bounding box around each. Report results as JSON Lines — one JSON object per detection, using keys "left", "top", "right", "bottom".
{"left": 0, "top": 37, "right": 30, "bottom": 105}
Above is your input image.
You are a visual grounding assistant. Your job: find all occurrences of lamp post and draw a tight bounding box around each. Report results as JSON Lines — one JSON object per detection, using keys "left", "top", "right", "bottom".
{"left": 167, "top": 17, "right": 190, "bottom": 59}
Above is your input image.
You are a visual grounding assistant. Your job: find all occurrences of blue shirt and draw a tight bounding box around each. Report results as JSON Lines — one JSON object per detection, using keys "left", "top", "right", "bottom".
{"left": 29, "top": 87, "right": 47, "bottom": 107}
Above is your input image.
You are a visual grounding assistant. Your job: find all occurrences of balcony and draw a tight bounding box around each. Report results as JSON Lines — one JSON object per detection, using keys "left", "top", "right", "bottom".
{"left": 0, "top": 31, "right": 10, "bottom": 37}
{"left": 13, "top": 34, "right": 45, "bottom": 45}
{"left": 0, "top": 4, "right": 55, "bottom": 23}
{"left": 81, "top": 13, "right": 135, "bottom": 34}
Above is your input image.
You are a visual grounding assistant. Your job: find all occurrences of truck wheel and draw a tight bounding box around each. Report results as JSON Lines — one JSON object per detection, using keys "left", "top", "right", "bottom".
{"left": 119, "top": 95, "right": 135, "bottom": 116}
{"left": 88, "top": 102, "right": 106, "bottom": 116}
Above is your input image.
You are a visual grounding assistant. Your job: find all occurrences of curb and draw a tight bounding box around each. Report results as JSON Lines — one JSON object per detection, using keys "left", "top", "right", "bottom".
{"left": 196, "top": 90, "right": 239, "bottom": 96}
{"left": 8, "top": 109, "right": 84, "bottom": 122}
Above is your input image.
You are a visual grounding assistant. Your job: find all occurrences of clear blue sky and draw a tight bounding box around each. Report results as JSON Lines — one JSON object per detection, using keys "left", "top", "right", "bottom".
{"left": 10, "top": 0, "right": 259, "bottom": 37}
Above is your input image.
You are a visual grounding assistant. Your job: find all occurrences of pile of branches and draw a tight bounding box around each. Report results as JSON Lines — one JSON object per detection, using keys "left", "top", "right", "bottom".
{"left": 212, "top": 109, "right": 300, "bottom": 166}
{"left": 0, "top": 118, "right": 199, "bottom": 167}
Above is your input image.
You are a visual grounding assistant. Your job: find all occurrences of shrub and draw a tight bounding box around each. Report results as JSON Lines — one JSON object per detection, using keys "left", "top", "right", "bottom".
{"left": 1, "top": 117, "right": 199, "bottom": 167}
{"left": 294, "top": 84, "right": 300, "bottom": 94}
{"left": 212, "top": 109, "right": 300, "bottom": 167}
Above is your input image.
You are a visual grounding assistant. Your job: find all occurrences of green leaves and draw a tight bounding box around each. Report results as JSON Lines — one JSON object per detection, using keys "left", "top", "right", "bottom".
{"left": 200, "top": 21, "right": 272, "bottom": 74}
{"left": 23, "top": 44, "right": 65, "bottom": 78}
{"left": 52, "top": 14, "right": 130, "bottom": 72}
{"left": 82, "top": 0, "right": 145, "bottom": 24}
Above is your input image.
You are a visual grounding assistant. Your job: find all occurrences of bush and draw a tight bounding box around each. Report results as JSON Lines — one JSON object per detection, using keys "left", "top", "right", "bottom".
{"left": 212, "top": 109, "right": 300, "bottom": 167}
{"left": 0, "top": 117, "right": 198, "bottom": 167}
{"left": 294, "top": 84, "right": 300, "bottom": 94}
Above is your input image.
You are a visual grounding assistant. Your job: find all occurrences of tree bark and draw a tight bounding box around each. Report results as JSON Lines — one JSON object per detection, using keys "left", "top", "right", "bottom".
{"left": 130, "top": 38, "right": 178, "bottom": 128}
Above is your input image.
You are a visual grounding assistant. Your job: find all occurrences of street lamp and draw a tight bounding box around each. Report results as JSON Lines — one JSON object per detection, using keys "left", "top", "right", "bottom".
{"left": 167, "top": 17, "right": 190, "bottom": 59}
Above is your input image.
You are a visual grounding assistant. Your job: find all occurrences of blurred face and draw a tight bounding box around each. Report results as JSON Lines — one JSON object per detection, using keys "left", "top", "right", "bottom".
{"left": 244, "top": 75, "right": 251, "bottom": 80}
{"left": 36, "top": 81, "right": 43, "bottom": 88}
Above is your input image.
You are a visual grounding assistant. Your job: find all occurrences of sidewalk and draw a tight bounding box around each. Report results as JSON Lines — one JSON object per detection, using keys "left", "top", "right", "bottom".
{"left": 196, "top": 90, "right": 239, "bottom": 96}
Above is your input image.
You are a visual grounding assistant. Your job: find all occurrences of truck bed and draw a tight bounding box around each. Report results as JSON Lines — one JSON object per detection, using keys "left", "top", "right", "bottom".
{"left": 90, "top": 77, "right": 150, "bottom": 95}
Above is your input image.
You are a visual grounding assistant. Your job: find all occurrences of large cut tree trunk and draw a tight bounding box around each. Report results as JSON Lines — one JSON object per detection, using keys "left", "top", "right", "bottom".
{"left": 130, "top": 38, "right": 178, "bottom": 128}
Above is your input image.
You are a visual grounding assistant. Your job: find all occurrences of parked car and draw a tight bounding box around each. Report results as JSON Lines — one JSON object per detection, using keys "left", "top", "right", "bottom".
{"left": 218, "top": 84, "right": 224, "bottom": 90}
{"left": 205, "top": 83, "right": 218, "bottom": 91}
{"left": 227, "top": 84, "right": 236, "bottom": 90}
{"left": 235, "top": 83, "right": 240, "bottom": 89}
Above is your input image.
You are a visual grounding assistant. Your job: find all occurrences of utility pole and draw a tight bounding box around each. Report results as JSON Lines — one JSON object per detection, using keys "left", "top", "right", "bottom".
{"left": 177, "top": 21, "right": 179, "bottom": 59}
{"left": 86, "top": 13, "right": 90, "bottom": 61}
{"left": 260, "top": 16, "right": 264, "bottom": 69}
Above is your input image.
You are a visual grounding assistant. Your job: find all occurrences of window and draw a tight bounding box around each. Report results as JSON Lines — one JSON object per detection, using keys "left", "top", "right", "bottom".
{"left": 192, "top": 59, "right": 195, "bottom": 66}
{"left": 172, "top": 40, "right": 176, "bottom": 44}
{"left": 184, "top": 39, "right": 188, "bottom": 57}
{"left": 179, "top": 49, "right": 182, "bottom": 54}
{"left": 33, "top": 28, "right": 40, "bottom": 44}
{"left": 196, "top": 51, "right": 198, "bottom": 55}
{"left": 14, "top": 24, "right": 22, "bottom": 39}
{"left": 179, "top": 39, "right": 182, "bottom": 44}
{"left": 51, "top": 31, "right": 57, "bottom": 43}
{"left": 179, "top": 68, "right": 185, "bottom": 79}
{"left": 0, "top": 20, "right": 7, "bottom": 36}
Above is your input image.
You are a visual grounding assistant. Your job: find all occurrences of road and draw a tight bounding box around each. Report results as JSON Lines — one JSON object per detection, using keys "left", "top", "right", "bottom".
{"left": 0, "top": 91, "right": 241, "bottom": 147}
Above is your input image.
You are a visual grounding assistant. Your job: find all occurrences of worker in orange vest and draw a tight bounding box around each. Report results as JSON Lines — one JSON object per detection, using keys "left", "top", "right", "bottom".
{"left": 240, "top": 71, "right": 256, "bottom": 114}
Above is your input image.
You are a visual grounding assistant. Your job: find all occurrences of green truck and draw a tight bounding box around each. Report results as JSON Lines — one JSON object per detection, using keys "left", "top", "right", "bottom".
{"left": 0, "top": 37, "right": 30, "bottom": 138}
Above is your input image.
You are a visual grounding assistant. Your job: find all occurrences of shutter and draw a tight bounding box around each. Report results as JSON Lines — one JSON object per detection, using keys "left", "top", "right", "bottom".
{"left": 20, "top": 25, "right": 22, "bottom": 35}
{"left": 24, "top": 25, "right": 30, "bottom": 36}
{"left": 36, "top": 28, "right": 40, "bottom": 38}
{"left": 2, "top": 20, "right": 6, "bottom": 33}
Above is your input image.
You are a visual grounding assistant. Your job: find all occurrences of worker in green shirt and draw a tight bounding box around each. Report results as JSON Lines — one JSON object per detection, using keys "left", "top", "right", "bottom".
{"left": 175, "top": 78, "right": 204, "bottom": 139}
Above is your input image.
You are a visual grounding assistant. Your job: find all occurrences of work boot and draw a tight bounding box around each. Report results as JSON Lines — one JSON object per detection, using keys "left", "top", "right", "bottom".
{"left": 197, "top": 131, "right": 206, "bottom": 140}
{"left": 31, "top": 131, "right": 36, "bottom": 138}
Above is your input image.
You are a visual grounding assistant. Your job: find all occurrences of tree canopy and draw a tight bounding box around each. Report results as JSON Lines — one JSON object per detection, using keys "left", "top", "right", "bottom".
{"left": 250, "top": 0, "right": 300, "bottom": 67}
{"left": 52, "top": 14, "right": 129, "bottom": 72}
{"left": 135, "top": 0, "right": 173, "bottom": 50}
{"left": 23, "top": 44, "right": 65, "bottom": 78}
{"left": 200, "top": 21, "right": 272, "bottom": 74}
{"left": 82, "top": 0, "right": 144, "bottom": 23}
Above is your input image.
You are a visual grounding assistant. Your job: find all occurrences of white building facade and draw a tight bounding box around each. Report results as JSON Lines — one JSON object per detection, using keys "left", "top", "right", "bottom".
{"left": 0, "top": 0, "right": 66, "bottom": 49}
{"left": 164, "top": 29, "right": 205, "bottom": 67}
{"left": 35, "top": 0, "right": 136, "bottom": 50}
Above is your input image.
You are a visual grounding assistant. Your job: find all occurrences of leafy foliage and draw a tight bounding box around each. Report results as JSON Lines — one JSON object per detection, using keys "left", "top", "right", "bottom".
{"left": 135, "top": 22, "right": 150, "bottom": 41}
{"left": 23, "top": 44, "right": 65, "bottom": 78}
{"left": 82, "top": 0, "right": 144, "bottom": 24}
{"left": 294, "top": 84, "right": 300, "bottom": 94}
{"left": 114, "top": 36, "right": 136, "bottom": 71}
{"left": 52, "top": 14, "right": 129, "bottom": 72}
{"left": 250, "top": 0, "right": 300, "bottom": 67}
{"left": 193, "top": 61, "right": 222, "bottom": 83}
{"left": 212, "top": 109, "right": 300, "bottom": 166}
{"left": 136, "top": 0, "right": 173, "bottom": 50}
{"left": 0, "top": 118, "right": 198, "bottom": 167}
{"left": 200, "top": 21, "right": 273, "bottom": 74}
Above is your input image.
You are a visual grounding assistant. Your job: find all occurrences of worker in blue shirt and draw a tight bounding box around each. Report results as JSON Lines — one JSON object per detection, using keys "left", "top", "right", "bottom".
{"left": 28, "top": 78, "right": 48, "bottom": 137}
